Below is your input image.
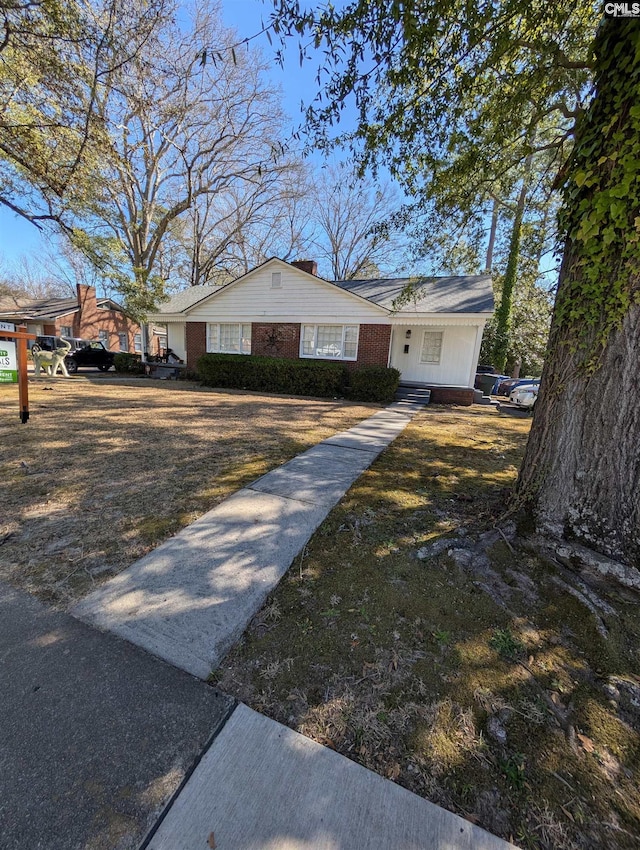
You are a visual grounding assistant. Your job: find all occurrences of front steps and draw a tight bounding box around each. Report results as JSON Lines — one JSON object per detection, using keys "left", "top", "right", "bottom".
{"left": 394, "top": 386, "right": 432, "bottom": 406}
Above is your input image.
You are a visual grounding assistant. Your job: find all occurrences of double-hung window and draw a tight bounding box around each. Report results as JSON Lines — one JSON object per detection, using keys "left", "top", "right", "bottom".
{"left": 207, "top": 323, "right": 251, "bottom": 354}
{"left": 300, "top": 324, "right": 359, "bottom": 360}
{"left": 420, "top": 331, "right": 443, "bottom": 364}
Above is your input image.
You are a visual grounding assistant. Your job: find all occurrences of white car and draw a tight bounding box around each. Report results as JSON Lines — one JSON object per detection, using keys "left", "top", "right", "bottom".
{"left": 509, "top": 383, "right": 538, "bottom": 409}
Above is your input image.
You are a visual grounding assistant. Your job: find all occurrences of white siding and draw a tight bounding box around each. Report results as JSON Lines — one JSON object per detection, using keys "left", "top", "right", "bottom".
{"left": 186, "top": 265, "right": 387, "bottom": 325}
{"left": 390, "top": 324, "right": 480, "bottom": 386}
{"left": 167, "top": 323, "right": 187, "bottom": 361}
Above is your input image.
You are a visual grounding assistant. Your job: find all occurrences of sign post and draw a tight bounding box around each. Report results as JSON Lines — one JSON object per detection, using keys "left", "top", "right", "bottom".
{"left": 0, "top": 323, "right": 36, "bottom": 423}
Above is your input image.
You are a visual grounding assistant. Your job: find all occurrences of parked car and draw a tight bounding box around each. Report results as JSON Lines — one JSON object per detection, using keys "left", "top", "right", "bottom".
{"left": 509, "top": 382, "right": 539, "bottom": 409}
{"left": 65, "top": 339, "right": 115, "bottom": 373}
{"left": 33, "top": 336, "right": 115, "bottom": 373}
{"left": 32, "top": 335, "right": 70, "bottom": 352}
{"left": 496, "top": 377, "right": 541, "bottom": 396}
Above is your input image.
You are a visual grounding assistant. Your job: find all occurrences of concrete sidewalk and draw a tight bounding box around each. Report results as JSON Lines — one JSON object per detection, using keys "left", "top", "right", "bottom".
{"left": 0, "top": 581, "right": 233, "bottom": 850}
{"left": 4, "top": 399, "right": 521, "bottom": 850}
{"left": 73, "top": 403, "right": 419, "bottom": 679}
{"left": 145, "top": 705, "right": 517, "bottom": 850}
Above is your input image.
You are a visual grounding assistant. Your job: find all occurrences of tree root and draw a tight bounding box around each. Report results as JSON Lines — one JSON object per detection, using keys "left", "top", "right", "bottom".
{"left": 526, "top": 534, "right": 640, "bottom": 595}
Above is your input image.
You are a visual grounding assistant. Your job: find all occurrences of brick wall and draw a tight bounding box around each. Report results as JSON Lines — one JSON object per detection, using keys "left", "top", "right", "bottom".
{"left": 251, "top": 323, "right": 301, "bottom": 358}
{"left": 186, "top": 322, "right": 207, "bottom": 370}
{"left": 429, "top": 387, "right": 474, "bottom": 406}
{"left": 54, "top": 285, "right": 141, "bottom": 352}
{"left": 186, "top": 321, "right": 393, "bottom": 371}
{"left": 352, "top": 324, "right": 392, "bottom": 369}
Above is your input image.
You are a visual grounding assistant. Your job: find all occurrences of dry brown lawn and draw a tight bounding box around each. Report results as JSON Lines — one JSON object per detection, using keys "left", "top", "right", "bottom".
{"left": 0, "top": 375, "right": 378, "bottom": 606}
{"left": 217, "top": 406, "right": 640, "bottom": 849}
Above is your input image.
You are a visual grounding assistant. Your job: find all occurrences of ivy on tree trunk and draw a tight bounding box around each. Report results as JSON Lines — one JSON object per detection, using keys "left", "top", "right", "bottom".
{"left": 516, "top": 18, "right": 640, "bottom": 570}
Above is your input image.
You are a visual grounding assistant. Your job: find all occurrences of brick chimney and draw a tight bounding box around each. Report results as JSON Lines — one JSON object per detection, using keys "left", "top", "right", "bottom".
{"left": 76, "top": 284, "right": 97, "bottom": 310}
{"left": 290, "top": 260, "right": 318, "bottom": 276}
{"left": 75, "top": 284, "right": 98, "bottom": 337}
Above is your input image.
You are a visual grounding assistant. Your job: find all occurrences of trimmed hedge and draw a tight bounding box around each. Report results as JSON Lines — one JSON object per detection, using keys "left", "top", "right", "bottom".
{"left": 114, "top": 352, "right": 144, "bottom": 374}
{"left": 347, "top": 365, "right": 401, "bottom": 404}
{"left": 197, "top": 353, "right": 401, "bottom": 404}
{"left": 197, "top": 353, "right": 347, "bottom": 397}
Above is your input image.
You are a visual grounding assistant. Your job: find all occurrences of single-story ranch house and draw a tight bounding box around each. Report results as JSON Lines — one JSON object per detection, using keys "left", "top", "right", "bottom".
{"left": 147, "top": 258, "right": 494, "bottom": 404}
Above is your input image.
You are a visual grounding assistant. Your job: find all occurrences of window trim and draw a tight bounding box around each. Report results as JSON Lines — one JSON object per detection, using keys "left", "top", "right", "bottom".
{"left": 299, "top": 324, "right": 359, "bottom": 362}
{"left": 419, "top": 330, "right": 444, "bottom": 365}
{"left": 206, "top": 322, "right": 252, "bottom": 355}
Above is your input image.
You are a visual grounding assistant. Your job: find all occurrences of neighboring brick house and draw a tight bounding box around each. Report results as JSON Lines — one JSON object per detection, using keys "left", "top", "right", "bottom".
{"left": 147, "top": 258, "right": 494, "bottom": 404}
{"left": 0, "top": 284, "right": 145, "bottom": 353}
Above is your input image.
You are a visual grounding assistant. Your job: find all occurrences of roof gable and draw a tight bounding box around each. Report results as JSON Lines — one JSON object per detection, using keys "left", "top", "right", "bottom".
{"left": 152, "top": 258, "right": 389, "bottom": 320}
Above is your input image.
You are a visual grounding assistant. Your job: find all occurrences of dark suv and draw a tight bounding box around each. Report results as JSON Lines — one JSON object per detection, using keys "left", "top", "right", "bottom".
{"left": 33, "top": 336, "right": 115, "bottom": 373}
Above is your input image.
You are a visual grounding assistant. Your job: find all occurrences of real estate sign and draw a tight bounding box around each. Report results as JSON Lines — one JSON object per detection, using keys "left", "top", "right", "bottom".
{"left": 0, "top": 340, "right": 18, "bottom": 383}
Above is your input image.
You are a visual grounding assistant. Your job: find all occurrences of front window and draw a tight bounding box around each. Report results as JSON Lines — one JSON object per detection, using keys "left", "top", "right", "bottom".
{"left": 60, "top": 325, "right": 72, "bottom": 337}
{"left": 98, "top": 330, "right": 109, "bottom": 346}
{"left": 207, "top": 323, "right": 251, "bottom": 354}
{"left": 118, "top": 333, "right": 128, "bottom": 352}
{"left": 301, "top": 325, "right": 359, "bottom": 360}
{"left": 420, "top": 331, "right": 443, "bottom": 364}
{"left": 134, "top": 333, "right": 142, "bottom": 352}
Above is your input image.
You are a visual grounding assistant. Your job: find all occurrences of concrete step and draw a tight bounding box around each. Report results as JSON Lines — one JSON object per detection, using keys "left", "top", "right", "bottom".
{"left": 394, "top": 387, "right": 431, "bottom": 405}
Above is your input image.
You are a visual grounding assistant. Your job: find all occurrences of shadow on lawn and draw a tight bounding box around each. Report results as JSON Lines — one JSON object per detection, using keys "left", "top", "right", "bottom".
{"left": 216, "top": 409, "right": 640, "bottom": 850}
{"left": 1, "top": 381, "right": 376, "bottom": 604}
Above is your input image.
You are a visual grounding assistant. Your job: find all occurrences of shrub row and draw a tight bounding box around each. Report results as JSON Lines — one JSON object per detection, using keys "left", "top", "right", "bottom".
{"left": 197, "top": 353, "right": 400, "bottom": 403}
{"left": 345, "top": 365, "right": 401, "bottom": 404}
{"left": 114, "top": 352, "right": 145, "bottom": 374}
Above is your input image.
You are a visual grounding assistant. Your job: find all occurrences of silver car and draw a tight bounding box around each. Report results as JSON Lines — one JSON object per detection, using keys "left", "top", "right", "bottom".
{"left": 509, "top": 383, "right": 538, "bottom": 409}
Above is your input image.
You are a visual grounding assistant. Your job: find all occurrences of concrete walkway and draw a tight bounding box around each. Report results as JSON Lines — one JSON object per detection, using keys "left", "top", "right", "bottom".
{"left": 144, "top": 704, "right": 517, "bottom": 850}
{"left": 72, "top": 403, "right": 420, "bottom": 679}
{"left": 4, "top": 399, "right": 521, "bottom": 850}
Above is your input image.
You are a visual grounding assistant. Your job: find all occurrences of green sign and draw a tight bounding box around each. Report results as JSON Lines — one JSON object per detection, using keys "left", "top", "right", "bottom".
{"left": 0, "top": 341, "right": 17, "bottom": 383}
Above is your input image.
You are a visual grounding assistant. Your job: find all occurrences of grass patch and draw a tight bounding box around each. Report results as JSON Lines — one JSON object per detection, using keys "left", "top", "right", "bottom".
{"left": 217, "top": 405, "right": 640, "bottom": 849}
{"left": 0, "top": 377, "right": 378, "bottom": 604}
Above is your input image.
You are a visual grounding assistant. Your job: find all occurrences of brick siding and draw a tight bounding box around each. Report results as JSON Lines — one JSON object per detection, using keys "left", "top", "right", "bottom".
{"left": 251, "top": 323, "right": 301, "bottom": 358}
{"left": 186, "top": 322, "right": 207, "bottom": 370}
{"left": 56, "top": 285, "right": 141, "bottom": 353}
{"left": 429, "top": 387, "right": 474, "bottom": 406}
{"left": 187, "top": 321, "right": 392, "bottom": 368}
{"left": 352, "top": 324, "right": 391, "bottom": 369}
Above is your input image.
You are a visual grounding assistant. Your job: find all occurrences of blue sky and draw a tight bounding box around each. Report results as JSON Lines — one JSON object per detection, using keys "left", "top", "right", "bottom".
{"left": 0, "top": 0, "right": 327, "bottom": 269}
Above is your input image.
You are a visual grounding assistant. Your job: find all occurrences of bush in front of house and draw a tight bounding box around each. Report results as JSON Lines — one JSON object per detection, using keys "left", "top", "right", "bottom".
{"left": 114, "top": 352, "right": 144, "bottom": 374}
{"left": 197, "top": 353, "right": 348, "bottom": 398}
{"left": 347, "top": 365, "right": 401, "bottom": 403}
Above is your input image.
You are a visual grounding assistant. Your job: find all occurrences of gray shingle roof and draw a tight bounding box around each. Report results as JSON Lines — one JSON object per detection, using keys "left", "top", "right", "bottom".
{"left": 150, "top": 271, "right": 494, "bottom": 317}
{"left": 333, "top": 275, "right": 494, "bottom": 314}
{"left": 0, "top": 295, "right": 122, "bottom": 320}
{"left": 0, "top": 296, "right": 79, "bottom": 320}
{"left": 153, "top": 285, "right": 218, "bottom": 314}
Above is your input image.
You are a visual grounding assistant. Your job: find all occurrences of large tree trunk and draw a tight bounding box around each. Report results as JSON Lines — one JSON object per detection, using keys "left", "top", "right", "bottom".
{"left": 517, "top": 247, "right": 640, "bottom": 568}
{"left": 516, "top": 19, "right": 640, "bottom": 577}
